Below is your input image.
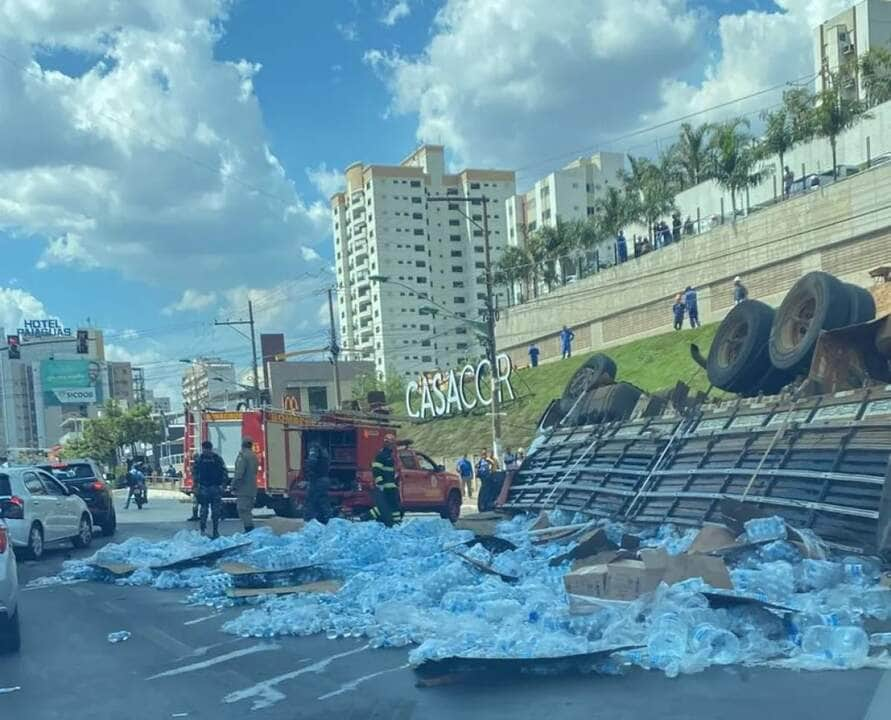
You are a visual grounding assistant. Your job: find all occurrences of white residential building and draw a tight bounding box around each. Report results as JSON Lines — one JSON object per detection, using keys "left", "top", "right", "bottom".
{"left": 332, "top": 144, "right": 516, "bottom": 380}
{"left": 181, "top": 358, "right": 236, "bottom": 410}
{"left": 505, "top": 152, "right": 626, "bottom": 296}
{"left": 814, "top": 0, "right": 891, "bottom": 101}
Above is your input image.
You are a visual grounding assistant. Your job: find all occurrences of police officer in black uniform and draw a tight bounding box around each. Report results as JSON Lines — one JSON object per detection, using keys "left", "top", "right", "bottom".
{"left": 369, "top": 433, "right": 401, "bottom": 527}
{"left": 192, "top": 440, "right": 228, "bottom": 538}
{"left": 303, "top": 440, "right": 332, "bottom": 524}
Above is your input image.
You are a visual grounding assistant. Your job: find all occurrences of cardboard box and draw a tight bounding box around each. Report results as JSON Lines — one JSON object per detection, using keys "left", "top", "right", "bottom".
{"left": 689, "top": 525, "right": 738, "bottom": 554}
{"left": 564, "top": 546, "right": 732, "bottom": 602}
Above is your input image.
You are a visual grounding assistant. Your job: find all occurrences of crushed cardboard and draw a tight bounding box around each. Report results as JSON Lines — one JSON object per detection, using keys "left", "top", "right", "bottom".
{"left": 548, "top": 528, "right": 639, "bottom": 567}
{"left": 413, "top": 644, "right": 642, "bottom": 686}
{"left": 225, "top": 579, "right": 343, "bottom": 599}
{"left": 88, "top": 562, "right": 137, "bottom": 577}
{"left": 564, "top": 546, "right": 731, "bottom": 602}
{"left": 219, "top": 561, "right": 324, "bottom": 589}
{"left": 151, "top": 541, "right": 252, "bottom": 571}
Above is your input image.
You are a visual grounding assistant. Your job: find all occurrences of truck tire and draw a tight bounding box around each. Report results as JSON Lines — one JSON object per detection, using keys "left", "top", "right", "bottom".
{"left": 769, "top": 271, "right": 851, "bottom": 372}
{"left": 844, "top": 283, "right": 876, "bottom": 325}
{"left": 577, "top": 382, "right": 642, "bottom": 425}
{"left": 707, "top": 300, "right": 775, "bottom": 393}
{"left": 560, "top": 354, "right": 617, "bottom": 413}
{"left": 440, "top": 489, "right": 462, "bottom": 522}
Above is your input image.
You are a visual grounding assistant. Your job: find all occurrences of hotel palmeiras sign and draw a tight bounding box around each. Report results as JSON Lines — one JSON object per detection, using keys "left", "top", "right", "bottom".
{"left": 405, "top": 353, "right": 516, "bottom": 420}
{"left": 18, "top": 318, "right": 72, "bottom": 338}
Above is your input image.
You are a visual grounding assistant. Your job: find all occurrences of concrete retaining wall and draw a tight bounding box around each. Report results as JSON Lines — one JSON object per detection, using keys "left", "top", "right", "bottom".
{"left": 496, "top": 161, "right": 891, "bottom": 366}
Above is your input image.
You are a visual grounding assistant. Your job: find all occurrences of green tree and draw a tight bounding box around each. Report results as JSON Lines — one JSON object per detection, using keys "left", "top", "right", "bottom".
{"left": 759, "top": 107, "right": 794, "bottom": 185}
{"left": 622, "top": 154, "right": 677, "bottom": 240}
{"left": 494, "top": 245, "right": 533, "bottom": 304}
{"left": 860, "top": 46, "right": 891, "bottom": 107}
{"left": 352, "top": 372, "right": 406, "bottom": 407}
{"left": 709, "top": 118, "right": 763, "bottom": 219}
{"left": 783, "top": 86, "right": 817, "bottom": 143}
{"left": 672, "top": 122, "right": 713, "bottom": 187}
{"left": 813, "top": 74, "right": 869, "bottom": 179}
{"left": 61, "top": 400, "right": 162, "bottom": 467}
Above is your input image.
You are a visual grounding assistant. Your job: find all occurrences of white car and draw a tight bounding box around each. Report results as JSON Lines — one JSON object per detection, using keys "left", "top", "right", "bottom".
{"left": 0, "top": 466, "right": 93, "bottom": 560}
{"left": 0, "top": 518, "right": 19, "bottom": 653}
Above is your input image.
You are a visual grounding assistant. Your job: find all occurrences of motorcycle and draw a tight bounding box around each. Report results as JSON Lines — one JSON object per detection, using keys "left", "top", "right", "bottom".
{"left": 131, "top": 482, "right": 146, "bottom": 510}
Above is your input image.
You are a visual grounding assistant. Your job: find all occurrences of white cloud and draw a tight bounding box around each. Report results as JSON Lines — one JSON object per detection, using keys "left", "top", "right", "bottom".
{"left": 0, "top": 0, "right": 328, "bottom": 290}
{"left": 301, "top": 246, "right": 322, "bottom": 262}
{"left": 336, "top": 22, "right": 359, "bottom": 41}
{"left": 367, "top": 0, "right": 853, "bottom": 177}
{"left": 0, "top": 286, "right": 51, "bottom": 333}
{"left": 163, "top": 288, "right": 218, "bottom": 315}
{"left": 381, "top": 1, "right": 411, "bottom": 26}
{"left": 305, "top": 162, "right": 345, "bottom": 198}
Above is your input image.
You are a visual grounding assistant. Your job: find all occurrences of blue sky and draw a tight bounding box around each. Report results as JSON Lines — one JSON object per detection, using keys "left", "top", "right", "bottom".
{"left": 0, "top": 0, "right": 851, "bottom": 402}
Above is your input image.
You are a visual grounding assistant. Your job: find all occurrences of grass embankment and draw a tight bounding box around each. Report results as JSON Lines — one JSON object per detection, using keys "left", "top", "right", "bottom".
{"left": 401, "top": 323, "right": 720, "bottom": 460}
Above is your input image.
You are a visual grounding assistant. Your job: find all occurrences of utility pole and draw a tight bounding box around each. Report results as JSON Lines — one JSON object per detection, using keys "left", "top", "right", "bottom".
{"left": 327, "top": 287, "right": 342, "bottom": 409}
{"left": 480, "top": 195, "right": 503, "bottom": 460}
{"left": 214, "top": 301, "right": 261, "bottom": 407}
{"left": 426, "top": 194, "right": 502, "bottom": 460}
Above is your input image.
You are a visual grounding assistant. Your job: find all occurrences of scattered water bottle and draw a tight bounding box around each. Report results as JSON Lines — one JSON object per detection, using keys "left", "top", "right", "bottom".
{"left": 869, "top": 632, "right": 891, "bottom": 647}
{"left": 648, "top": 612, "right": 689, "bottom": 677}
{"left": 107, "top": 630, "right": 131, "bottom": 643}
{"left": 801, "top": 626, "right": 869, "bottom": 668}
{"left": 744, "top": 516, "right": 787, "bottom": 543}
{"left": 842, "top": 556, "right": 882, "bottom": 586}
{"left": 689, "top": 624, "right": 740, "bottom": 665}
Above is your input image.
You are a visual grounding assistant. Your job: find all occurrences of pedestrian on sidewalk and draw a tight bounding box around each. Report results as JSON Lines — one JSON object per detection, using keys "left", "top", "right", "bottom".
{"left": 733, "top": 276, "right": 748, "bottom": 305}
{"left": 559, "top": 326, "right": 575, "bottom": 359}
{"left": 192, "top": 441, "right": 227, "bottom": 539}
{"left": 684, "top": 286, "right": 700, "bottom": 328}
{"left": 232, "top": 437, "right": 259, "bottom": 532}
{"left": 456, "top": 454, "right": 474, "bottom": 498}
{"left": 672, "top": 294, "right": 686, "bottom": 331}
{"left": 528, "top": 343, "right": 540, "bottom": 368}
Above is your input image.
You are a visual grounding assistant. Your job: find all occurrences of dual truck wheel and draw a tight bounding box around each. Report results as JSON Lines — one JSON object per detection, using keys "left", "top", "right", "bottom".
{"left": 707, "top": 272, "right": 876, "bottom": 396}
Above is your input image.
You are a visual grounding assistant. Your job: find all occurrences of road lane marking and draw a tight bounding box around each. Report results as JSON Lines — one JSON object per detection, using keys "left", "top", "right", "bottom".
{"left": 183, "top": 613, "right": 220, "bottom": 626}
{"left": 22, "top": 577, "right": 86, "bottom": 591}
{"left": 223, "top": 645, "right": 370, "bottom": 711}
{"left": 147, "top": 642, "right": 279, "bottom": 680}
{"left": 0, "top": 686, "right": 21, "bottom": 694}
{"left": 317, "top": 663, "right": 410, "bottom": 700}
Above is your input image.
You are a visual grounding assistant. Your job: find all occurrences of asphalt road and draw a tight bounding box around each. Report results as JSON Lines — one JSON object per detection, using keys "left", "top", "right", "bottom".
{"left": 1, "top": 490, "right": 890, "bottom": 719}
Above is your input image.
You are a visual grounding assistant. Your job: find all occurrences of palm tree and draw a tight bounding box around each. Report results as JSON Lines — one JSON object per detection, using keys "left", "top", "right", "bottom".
{"left": 533, "top": 218, "right": 579, "bottom": 286}
{"left": 622, "top": 154, "right": 677, "bottom": 239}
{"left": 783, "top": 86, "right": 817, "bottom": 143}
{"left": 860, "top": 47, "right": 891, "bottom": 107}
{"left": 709, "top": 118, "right": 763, "bottom": 219}
{"left": 759, "top": 108, "right": 794, "bottom": 196}
{"left": 494, "top": 245, "right": 532, "bottom": 305}
{"left": 813, "top": 73, "right": 869, "bottom": 179}
{"left": 673, "top": 122, "right": 713, "bottom": 187}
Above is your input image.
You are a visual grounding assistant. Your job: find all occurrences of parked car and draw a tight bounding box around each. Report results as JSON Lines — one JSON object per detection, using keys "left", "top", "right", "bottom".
{"left": 0, "top": 466, "right": 93, "bottom": 560}
{"left": 38, "top": 459, "right": 116, "bottom": 536}
{"left": 0, "top": 517, "right": 20, "bottom": 654}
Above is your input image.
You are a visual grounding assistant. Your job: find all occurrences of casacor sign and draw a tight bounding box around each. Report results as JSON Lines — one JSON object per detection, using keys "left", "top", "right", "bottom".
{"left": 405, "top": 354, "right": 515, "bottom": 419}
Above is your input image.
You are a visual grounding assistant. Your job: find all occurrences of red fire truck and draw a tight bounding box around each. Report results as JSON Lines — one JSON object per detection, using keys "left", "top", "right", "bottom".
{"left": 182, "top": 408, "right": 463, "bottom": 521}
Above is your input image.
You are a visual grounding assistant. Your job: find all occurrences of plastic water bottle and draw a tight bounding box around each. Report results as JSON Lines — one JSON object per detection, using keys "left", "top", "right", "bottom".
{"left": 689, "top": 624, "right": 740, "bottom": 665}
{"left": 648, "top": 612, "right": 688, "bottom": 677}
{"left": 107, "top": 631, "right": 131, "bottom": 643}
{"left": 842, "top": 556, "right": 881, "bottom": 586}
{"left": 861, "top": 588, "right": 891, "bottom": 620}
{"left": 869, "top": 632, "right": 891, "bottom": 647}
{"left": 744, "top": 516, "right": 787, "bottom": 543}
{"left": 801, "top": 626, "right": 869, "bottom": 668}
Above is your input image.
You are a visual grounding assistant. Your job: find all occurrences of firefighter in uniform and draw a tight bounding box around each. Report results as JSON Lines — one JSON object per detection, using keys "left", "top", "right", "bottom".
{"left": 303, "top": 440, "right": 332, "bottom": 524}
{"left": 369, "top": 433, "right": 401, "bottom": 527}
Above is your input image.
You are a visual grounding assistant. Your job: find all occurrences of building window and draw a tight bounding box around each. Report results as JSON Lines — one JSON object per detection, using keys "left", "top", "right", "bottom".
{"left": 450, "top": 250, "right": 463, "bottom": 257}
{"left": 415, "top": 260, "right": 426, "bottom": 267}
{"left": 449, "top": 219, "right": 460, "bottom": 226}
{"left": 448, "top": 203, "right": 459, "bottom": 211}
{"left": 413, "top": 229, "right": 425, "bottom": 236}
{"left": 454, "top": 296, "right": 466, "bottom": 304}
{"left": 542, "top": 208, "right": 551, "bottom": 220}
{"left": 446, "top": 188, "right": 458, "bottom": 196}
{"left": 477, "top": 292, "right": 486, "bottom": 300}
{"left": 455, "top": 327, "right": 467, "bottom": 335}
{"left": 410, "top": 180, "right": 421, "bottom": 187}
{"left": 457, "top": 342, "right": 468, "bottom": 350}
{"left": 587, "top": 206, "right": 596, "bottom": 215}
{"left": 449, "top": 234, "right": 461, "bottom": 242}
{"left": 475, "top": 261, "right": 485, "bottom": 269}
{"left": 411, "top": 196, "right": 422, "bottom": 204}
{"left": 470, "top": 182, "right": 480, "bottom": 190}
{"left": 307, "top": 386, "right": 328, "bottom": 412}
{"left": 474, "top": 245, "right": 484, "bottom": 253}
{"left": 420, "top": 324, "right": 430, "bottom": 331}
{"left": 414, "top": 244, "right": 425, "bottom": 251}
{"left": 472, "top": 214, "right": 482, "bottom": 221}
{"left": 451, "top": 265, "right": 463, "bottom": 272}
{"left": 422, "top": 355, "right": 433, "bottom": 362}
{"left": 473, "top": 229, "right": 483, "bottom": 237}
{"left": 416, "top": 277, "right": 427, "bottom": 284}
{"left": 421, "top": 340, "right": 431, "bottom": 347}
{"left": 453, "top": 280, "right": 464, "bottom": 288}
{"left": 412, "top": 212, "right": 422, "bottom": 219}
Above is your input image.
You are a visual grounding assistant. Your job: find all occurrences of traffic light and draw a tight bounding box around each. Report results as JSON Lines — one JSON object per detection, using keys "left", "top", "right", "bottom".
{"left": 76, "top": 329, "right": 89, "bottom": 354}
{"left": 6, "top": 335, "right": 20, "bottom": 360}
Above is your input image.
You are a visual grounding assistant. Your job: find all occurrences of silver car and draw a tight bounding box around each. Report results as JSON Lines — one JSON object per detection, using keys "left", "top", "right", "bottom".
{"left": 0, "top": 517, "right": 19, "bottom": 653}
{"left": 0, "top": 466, "right": 93, "bottom": 560}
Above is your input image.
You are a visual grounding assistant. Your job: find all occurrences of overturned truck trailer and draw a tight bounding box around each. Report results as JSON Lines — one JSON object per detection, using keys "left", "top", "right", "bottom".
{"left": 506, "top": 269, "right": 891, "bottom": 557}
